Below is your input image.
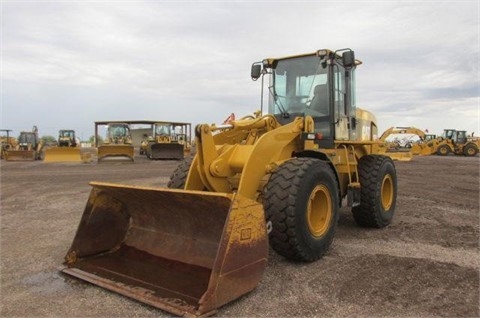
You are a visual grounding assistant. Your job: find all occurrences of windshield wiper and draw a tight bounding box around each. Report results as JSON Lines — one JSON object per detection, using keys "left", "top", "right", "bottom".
{"left": 268, "top": 85, "right": 290, "bottom": 118}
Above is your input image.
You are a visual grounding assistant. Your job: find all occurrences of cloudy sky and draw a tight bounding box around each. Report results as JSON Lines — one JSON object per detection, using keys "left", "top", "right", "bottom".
{"left": 1, "top": 1, "right": 479, "bottom": 140}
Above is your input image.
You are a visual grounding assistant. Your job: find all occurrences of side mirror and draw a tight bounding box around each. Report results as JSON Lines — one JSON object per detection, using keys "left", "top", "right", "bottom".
{"left": 251, "top": 63, "right": 262, "bottom": 80}
{"left": 342, "top": 51, "right": 355, "bottom": 68}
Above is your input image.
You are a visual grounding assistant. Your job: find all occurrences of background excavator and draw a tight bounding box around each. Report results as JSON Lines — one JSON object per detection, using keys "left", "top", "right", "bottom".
{"left": 61, "top": 49, "right": 399, "bottom": 316}
{"left": 43, "top": 130, "right": 83, "bottom": 162}
{"left": 5, "top": 126, "right": 44, "bottom": 161}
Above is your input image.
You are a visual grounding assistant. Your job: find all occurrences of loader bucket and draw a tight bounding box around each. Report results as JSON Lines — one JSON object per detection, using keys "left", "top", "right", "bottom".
{"left": 60, "top": 182, "right": 268, "bottom": 316}
{"left": 149, "top": 143, "right": 185, "bottom": 160}
{"left": 97, "top": 145, "right": 134, "bottom": 162}
{"left": 44, "top": 147, "right": 82, "bottom": 163}
{"left": 5, "top": 150, "right": 36, "bottom": 161}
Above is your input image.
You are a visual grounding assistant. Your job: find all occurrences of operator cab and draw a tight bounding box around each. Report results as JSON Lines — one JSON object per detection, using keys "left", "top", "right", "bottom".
{"left": 18, "top": 132, "right": 36, "bottom": 146}
{"left": 442, "top": 129, "right": 456, "bottom": 141}
{"left": 252, "top": 49, "right": 359, "bottom": 148}
{"left": 455, "top": 130, "right": 467, "bottom": 144}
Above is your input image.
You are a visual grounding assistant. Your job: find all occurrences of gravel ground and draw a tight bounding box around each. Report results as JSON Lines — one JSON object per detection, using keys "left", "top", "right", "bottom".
{"left": 1, "top": 154, "right": 478, "bottom": 317}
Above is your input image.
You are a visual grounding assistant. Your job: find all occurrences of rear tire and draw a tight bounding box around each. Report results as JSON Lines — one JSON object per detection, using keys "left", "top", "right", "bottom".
{"left": 463, "top": 144, "right": 478, "bottom": 157}
{"left": 352, "top": 155, "right": 397, "bottom": 228}
{"left": 167, "top": 156, "right": 194, "bottom": 189}
{"left": 263, "top": 157, "right": 339, "bottom": 262}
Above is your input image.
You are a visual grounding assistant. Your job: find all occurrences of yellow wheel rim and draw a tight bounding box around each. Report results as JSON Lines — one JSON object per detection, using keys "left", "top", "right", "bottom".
{"left": 307, "top": 185, "right": 332, "bottom": 237}
{"left": 440, "top": 147, "right": 448, "bottom": 155}
{"left": 467, "top": 148, "right": 475, "bottom": 156}
{"left": 381, "top": 174, "right": 394, "bottom": 211}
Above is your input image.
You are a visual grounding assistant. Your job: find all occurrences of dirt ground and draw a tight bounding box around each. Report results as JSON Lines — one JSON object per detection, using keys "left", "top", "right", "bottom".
{"left": 1, "top": 153, "right": 478, "bottom": 317}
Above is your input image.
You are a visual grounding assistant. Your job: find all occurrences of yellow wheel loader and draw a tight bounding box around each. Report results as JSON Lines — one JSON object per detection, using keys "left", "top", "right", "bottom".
{"left": 146, "top": 122, "right": 191, "bottom": 160}
{"left": 448, "top": 130, "right": 479, "bottom": 156}
{"left": 5, "top": 127, "right": 44, "bottom": 161}
{"left": 97, "top": 122, "right": 135, "bottom": 162}
{"left": 61, "top": 49, "right": 398, "bottom": 316}
{"left": 422, "top": 129, "right": 479, "bottom": 157}
{"left": 44, "top": 130, "right": 83, "bottom": 163}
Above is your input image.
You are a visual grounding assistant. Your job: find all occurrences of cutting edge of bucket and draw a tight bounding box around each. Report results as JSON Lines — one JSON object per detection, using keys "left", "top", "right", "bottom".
{"left": 59, "top": 266, "right": 218, "bottom": 317}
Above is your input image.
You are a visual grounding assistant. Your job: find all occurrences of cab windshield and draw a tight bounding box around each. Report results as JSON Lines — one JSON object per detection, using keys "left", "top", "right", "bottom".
{"left": 60, "top": 131, "right": 74, "bottom": 137}
{"left": 155, "top": 124, "right": 171, "bottom": 136}
{"left": 108, "top": 125, "right": 130, "bottom": 138}
{"left": 19, "top": 133, "right": 35, "bottom": 144}
{"left": 268, "top": 55, "right": 328, "bottom": 117}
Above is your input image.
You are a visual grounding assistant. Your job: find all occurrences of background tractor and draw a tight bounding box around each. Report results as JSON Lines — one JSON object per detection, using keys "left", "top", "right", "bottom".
{"left": 430, "top": 129, "right": 479, "bottom": 157}
{"left": 96, "top": 122, "right": 134, "bottom": 162}
{"left": 44, "top": 130, "right": 83, "bottom": 162}
{"left": 5, "top": 126, "right": 44, "bottom": 161}
{"left": 0, "top": 129, "right": 16, "bottom": 160}
{"left": 61, "top": 49, "right": 398, "bottom": 316}
{"left": 144, "top": 122, "right": 191, "bottom": 160}
{"left": 57, "top": 129, "right": 78, "bottom": 147}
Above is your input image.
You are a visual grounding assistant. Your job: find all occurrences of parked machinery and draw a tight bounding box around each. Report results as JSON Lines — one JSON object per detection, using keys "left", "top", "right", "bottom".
{"left": 0, "top": 129, "right": 16, "bottom": 159}
{"left": 43, "top": 130, "right": 82, "bottom": 163}
{"left": 379, "top": 126, "right": 433, "bottom": 156}
{"left": 145, "top": 122, "right": 191, "bottom": 160}
{"left": 96, "top": 122, "right": 135, "bottom": 162}
{"left": 5, "top": 126, "right": 44, "bottom": 161}
{"left": 459, "top": 131, "right": 480, "bottom": 156}
{"left": 58, "top": 129, "right": 78, "bottom": 147}
{"left": 61, "top": 49, "right": 398, "bottom": 316}
{"left": 435, "top": 129, "right": 479, "bottom": 156}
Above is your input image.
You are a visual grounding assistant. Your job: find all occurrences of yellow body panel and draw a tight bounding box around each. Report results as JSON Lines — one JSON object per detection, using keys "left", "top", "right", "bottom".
{"left": 44, "top": 147, "right": 82, "bottom": 162}
{"left": 97, "top": 145, "right": 134, "bottom": 162}
{"left": 5, "top": 150, "right": 36, "bottom": 161}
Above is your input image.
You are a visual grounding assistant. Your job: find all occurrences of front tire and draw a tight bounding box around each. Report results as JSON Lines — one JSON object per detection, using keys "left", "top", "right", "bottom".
{"left": 437, "top": 144, "right": 450, "bottom": 156}
{"left": 352, "top": 155, "right": 397, "bottom": 228}
{"left": 167, "top": 156, "right": 194, "bottom": 189}
{"left": 263, "top": 158, "right": 339, "bottom": 262}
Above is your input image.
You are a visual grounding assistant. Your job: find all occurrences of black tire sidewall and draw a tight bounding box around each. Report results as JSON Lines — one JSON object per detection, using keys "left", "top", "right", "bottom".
{"left": 353, "top": 155, "right": 397, "bottom": 228}
{"left": 167, "top": 156, "right": 194, "bottom": 189}
{"left": 464, "top": 145, "right": 478, "bottom": 156}
{"left": 294, "top": 162, "right": 339, "bottom": 258}
{"left": 374, "top": 158, "right": 397, "bottom": 225}
{"left": 264, "top": 158, "right": 339, "bottom": 262}
{"left": 437, "top": 145, "right": 449, "bottom": 156}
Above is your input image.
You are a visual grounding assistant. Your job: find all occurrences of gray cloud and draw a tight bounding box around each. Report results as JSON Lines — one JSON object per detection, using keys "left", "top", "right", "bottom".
{"left": 1, "top": 1, "right": 479, "bottom": 138}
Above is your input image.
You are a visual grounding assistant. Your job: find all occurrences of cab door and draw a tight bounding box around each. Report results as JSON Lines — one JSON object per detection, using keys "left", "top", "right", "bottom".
{"left": 333, "top": 65, "right": 349, "bottom": 140}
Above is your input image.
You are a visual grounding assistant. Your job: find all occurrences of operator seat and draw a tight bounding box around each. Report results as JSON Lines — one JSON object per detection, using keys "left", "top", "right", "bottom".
{"left": 310, "top": 84, "right": 329, "bottom": 115}
{"left": 310, "top": 84, "right": 332, "bottom": 140}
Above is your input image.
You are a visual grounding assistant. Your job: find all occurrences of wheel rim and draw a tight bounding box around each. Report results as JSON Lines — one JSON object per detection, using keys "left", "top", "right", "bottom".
{"left": 467, "top": 147, "right": 475, "bottom": 156}
{"left": 307, "top": 185, "right": 332, "bottom": 237}
{"left": 440, "top": 147, "right": 448, "bottom": 155}
{"left": 381, "top": 174, "right": 394, "bottom": 211}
